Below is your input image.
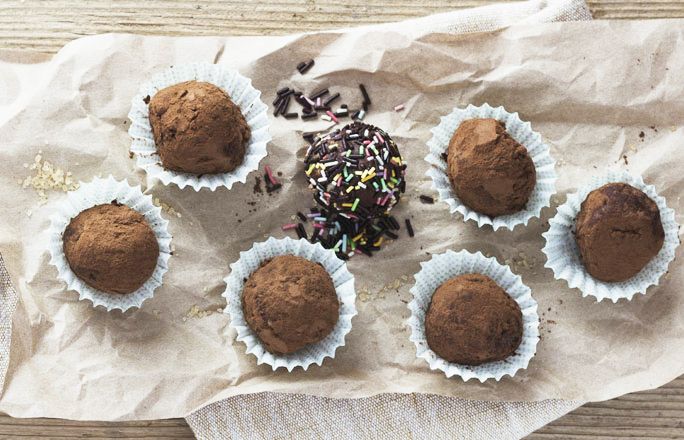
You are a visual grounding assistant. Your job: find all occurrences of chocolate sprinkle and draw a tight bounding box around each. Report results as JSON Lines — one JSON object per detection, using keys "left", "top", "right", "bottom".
{"left": 359, "top": 84, "right": 371, "bottom": 106}
{"left": 323, "top": 93, "right": 340, "bottom": 107}
{"left": 405, "top": 219, "right": 415, "bottom": 237}
{"left": 296, "top": 223, "right": 307, "bottom": 239}
{"left": 310, "top": 88, "right": 329, "bottom": 100}
{"left": 298, "top": 59, "right": 315, "bottom": 74}
{"left": 384, "top": 230, "right": 399, "bottom": 239}
{"left": 419, "top": 195, "right": 435, "bottom": 204}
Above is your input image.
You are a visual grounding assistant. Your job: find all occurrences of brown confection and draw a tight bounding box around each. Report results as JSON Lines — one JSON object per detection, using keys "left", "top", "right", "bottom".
{"left": 148, "top": 80, "right": 251, "bottom": 175}
{"left": 447, "top": 118, "right": 536, "bottom": 217}
{"left": 425, "top": 273, "right": 523, "bottom": 366}
{"left": 242, "top": 255, "right": 339, "bottom": 355}
{"left": 575, "top": 182, "right": 664, "bottom": 282}
{"left": 62, "top": 202, "right": 159, "bottom": 294}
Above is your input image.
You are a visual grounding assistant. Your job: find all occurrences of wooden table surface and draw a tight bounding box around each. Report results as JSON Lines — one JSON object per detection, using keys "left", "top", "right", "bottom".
{"left": 2, "top": 1, "right": 683, "bottom": 439}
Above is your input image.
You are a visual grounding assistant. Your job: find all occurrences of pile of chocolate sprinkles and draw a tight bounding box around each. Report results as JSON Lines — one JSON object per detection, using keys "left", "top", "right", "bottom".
{"left": 284, "top": 122, "right": 410, "bottom": 259}
{"left": 272, "top": 82, "right": 372, "bottom": 123}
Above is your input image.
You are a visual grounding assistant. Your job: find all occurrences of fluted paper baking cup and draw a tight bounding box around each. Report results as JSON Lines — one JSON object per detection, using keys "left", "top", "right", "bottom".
{"left": 542, "top": 170, "right": 679, "bottom": 302}
{"left": 128, "top": 63, "right": 271, "bottom": 191}
{"left": 223, "top": 237, "right": 357, "bottom": 371}
{"left": 425, "top": 103, "right": 557, "bottom": 230}
{"left": 407, "top": 249, "right": 539, "bottom": 381}
{"left": 47, "top": 176, "right": 172, "bottom": 311}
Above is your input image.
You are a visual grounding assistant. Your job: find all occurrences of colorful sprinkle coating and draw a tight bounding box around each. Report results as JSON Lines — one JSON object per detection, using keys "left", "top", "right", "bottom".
{"left": 299, "top": 122, "right": 407, "bottom": 258}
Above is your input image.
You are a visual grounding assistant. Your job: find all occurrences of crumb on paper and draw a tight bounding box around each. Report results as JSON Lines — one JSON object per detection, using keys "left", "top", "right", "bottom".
{"left": 21, "top": 153, "right": 79, "bottom": 204}
{"left": 152, "top": 196, "right": 181, "bottom": 218}
{"left": 358, "top": 274, "right": 413, "bottom": 302}
{"left": 504, "top": 251, "right": 537, "bottom": 272}
{"left": 186, "top": 304, "right": 222, "bottom": 319}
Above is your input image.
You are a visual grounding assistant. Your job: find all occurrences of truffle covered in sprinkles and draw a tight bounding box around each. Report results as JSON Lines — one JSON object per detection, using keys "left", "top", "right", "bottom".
{"left": 302, "top": 122, "right": 407, "bottom": 258}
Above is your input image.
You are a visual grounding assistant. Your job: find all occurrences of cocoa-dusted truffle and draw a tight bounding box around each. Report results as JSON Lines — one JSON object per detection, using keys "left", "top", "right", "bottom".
{"left": 148, "top": 80, "right": 251, "bottom": 175}
{"left": 447, "top": 118, "right": 536, "bottom": 217}
{"left": 242, "top": 255, "right": 339, "bottom": 354}
{"left": 425, "top": 273, "right": 523, "bottom": 366}
{"left": 63, "top": 202, "right": 159, "bottom": 294}
{"left": 575, "top": 182, "right": 664, "bottom": 282}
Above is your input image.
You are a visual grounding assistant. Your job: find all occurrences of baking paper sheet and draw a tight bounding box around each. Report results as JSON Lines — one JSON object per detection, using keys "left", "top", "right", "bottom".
{"left": 0, "top": 19, "right": 682, "bottom": 419}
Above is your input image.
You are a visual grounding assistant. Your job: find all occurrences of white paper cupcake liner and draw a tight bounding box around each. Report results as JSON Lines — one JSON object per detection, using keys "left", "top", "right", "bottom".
{"left": 407, "top": 249, "right": 540, "bottom": 382}
{"left": 128, "top": 63, "right": 271, "bottom": 191}
{"left": 47, "top": 176, "right": 172, "bottom": 311}
{"left": 542, "top": 169, "right": 679, "bottom": 302}
{"left": 425, "top": 103, "right": 557, "bottom": 230}
{"left": 222, "top": 237, "right": 357, "bottom": 371}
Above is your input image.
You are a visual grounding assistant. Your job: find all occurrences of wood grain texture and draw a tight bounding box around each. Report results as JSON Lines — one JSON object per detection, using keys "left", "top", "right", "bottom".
{"left": 1, "top": 0, "right": 684, "bottom": 53}
{"left": 1, "top": 1, "right": 684, "bottom": 438}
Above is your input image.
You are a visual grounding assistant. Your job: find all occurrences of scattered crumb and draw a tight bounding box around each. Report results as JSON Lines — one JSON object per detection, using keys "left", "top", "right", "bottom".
{"left": 504, "top": 251, "right": 537, "bottom": 272}
{"left": 638, "top": 131, "right": 645, "bottom": 140}
{"left": 358, "top": 275, "right": 413, "bottom": 302}
{"left": 253, "top": 176, "right": 263, "bottom": 194}
{"left": 185, "top": 304, "right": 221, "bottom": 319}
{"left": 21, "top": 153, "right": 79, "bottom": 204}
{"left": 550, "top": 194, "right": 563, "bottom": 206}
{"left": 153, "top": 197, "right": 181, "bottom": 218}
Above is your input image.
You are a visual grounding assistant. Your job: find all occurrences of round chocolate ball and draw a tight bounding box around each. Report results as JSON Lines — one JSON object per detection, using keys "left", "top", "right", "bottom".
{"left": 63, "top": 202, "right": 159, "bottom": 294}
{"left": 303, "top": 122, "right": 406, "bottom": 256}
{"left": 425, "top": 273, "right": 523, "bottom": 366}
{"left": 447, "top": 118, "right": 536, "bottom": 217}
{"left": 575, "top": 182, "right": 664, "bottom": 282}
{"left": 148, "top": 80, "right": 251, "bottom": 175}
{"left": 242, "top": 255, "right": 339, "bottom": 355}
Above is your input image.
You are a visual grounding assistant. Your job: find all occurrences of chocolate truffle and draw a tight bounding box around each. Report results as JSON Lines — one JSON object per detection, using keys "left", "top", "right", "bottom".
{"left": 425, "top": 273, "right": 523, "bottom": 366}
{"left": 303, "top": 122, "right": 406, "bottom": 258}
{"left": 242, "top": 255, "right": 339, "bottom": 354}
{"left": 63, "top": 202, "right": 159, "bottom": 294}
{"left": 575, "top": 182, "right": 664, "bottom": 282}
{"left": 447, "top": 118, "right": 536, "bottom": 217}
{"left": 148, "top": 80, "right": 251, "bottom": 175}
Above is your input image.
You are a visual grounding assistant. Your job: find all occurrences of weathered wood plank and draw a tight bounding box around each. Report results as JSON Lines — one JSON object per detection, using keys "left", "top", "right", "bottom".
{"left": 1, "top": 0, "right": 684, "bottom": 52}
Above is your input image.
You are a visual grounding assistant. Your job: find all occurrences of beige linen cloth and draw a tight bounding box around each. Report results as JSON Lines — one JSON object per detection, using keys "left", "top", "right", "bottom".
{"left": 3, "top": 1, "right": 684, "bottom": 439}
{"left": 189, "top": 1, "right": 591, "bottom": 439}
